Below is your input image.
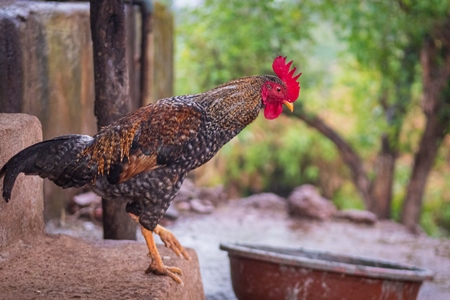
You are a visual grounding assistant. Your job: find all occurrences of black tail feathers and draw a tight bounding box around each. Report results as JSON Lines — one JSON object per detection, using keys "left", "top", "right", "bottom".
{"left": 0, "top": 134, "right": 94, "bottom": 202}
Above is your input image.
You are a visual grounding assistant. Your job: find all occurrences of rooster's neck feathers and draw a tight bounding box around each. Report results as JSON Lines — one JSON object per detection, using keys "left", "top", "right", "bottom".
{"left": 194, "top": 75, "right": 277, "bottom": 131}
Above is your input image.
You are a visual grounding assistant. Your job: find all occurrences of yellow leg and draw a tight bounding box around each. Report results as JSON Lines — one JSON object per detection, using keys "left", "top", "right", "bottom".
{"left": 140, "top": 225, "right": 184, "bottom": 285}
{"left": 127, "top": 213, "right": 189, "bottom": 285}
{"left": 154, "top": 225, "right": 191, "bottom": 260}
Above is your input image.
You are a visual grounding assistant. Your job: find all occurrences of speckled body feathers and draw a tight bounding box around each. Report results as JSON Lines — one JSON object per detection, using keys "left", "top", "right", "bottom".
{"left": 1, "top": 76, "right": 281, "bottom": 231}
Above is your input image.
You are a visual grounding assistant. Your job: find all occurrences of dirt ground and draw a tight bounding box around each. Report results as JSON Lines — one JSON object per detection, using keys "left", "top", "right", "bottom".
{"left": 167, "top": 199, "right": 450, "bottom": 300}
{"left": 0, "top": 235, "right": 204, "bottom": 300}
{"left": 10, "top": 197, "right": 450, "bottom": 300}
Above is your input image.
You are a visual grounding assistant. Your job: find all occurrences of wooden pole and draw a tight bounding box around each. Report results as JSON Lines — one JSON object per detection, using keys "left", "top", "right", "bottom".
{"left": 90, "top": 0, "right": 136, "bottom": 240}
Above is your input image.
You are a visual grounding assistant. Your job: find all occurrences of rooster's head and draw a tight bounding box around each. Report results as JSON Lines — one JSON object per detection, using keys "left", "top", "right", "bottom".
{"left": 261, "top": 56, "right": 301, "bottom": 120}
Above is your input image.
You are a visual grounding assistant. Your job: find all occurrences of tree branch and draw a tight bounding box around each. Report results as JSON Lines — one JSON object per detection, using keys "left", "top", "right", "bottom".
{"left": 292, "top": 109, "right": 372, "bottom": 209}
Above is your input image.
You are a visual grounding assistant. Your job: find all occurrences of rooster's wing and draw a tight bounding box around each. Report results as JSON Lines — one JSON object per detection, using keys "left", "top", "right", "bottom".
{"left": 84, "top": 100, "right": 205, "bottom": 184}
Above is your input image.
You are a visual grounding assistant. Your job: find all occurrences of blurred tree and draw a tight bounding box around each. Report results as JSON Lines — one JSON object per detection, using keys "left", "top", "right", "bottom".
{"left": 175, "top": 0, "right": 328, "bottom": 197}
{"left": 311, "top": 0, "right": 450, "bottom": 230}
{"left": 175, "top": 0, "right": 450, "bottom": 231}
{"left": 400, "top": 12, "right": 450, "bottom": 231}
{"left": 294, "top": 1, "right": 420, "bottom": 219}
{"left": 175, "top": 0, "right": 314, "bottom": 94}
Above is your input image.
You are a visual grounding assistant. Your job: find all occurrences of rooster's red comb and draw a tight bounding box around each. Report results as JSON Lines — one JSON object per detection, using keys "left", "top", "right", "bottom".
{"left": 272, "top": 56, "right": 301, "bottom": 102}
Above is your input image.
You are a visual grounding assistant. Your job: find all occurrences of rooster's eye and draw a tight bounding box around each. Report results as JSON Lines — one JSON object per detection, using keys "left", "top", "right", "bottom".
{"left": 276, "top": 87, "right": 281, "bottom": 93}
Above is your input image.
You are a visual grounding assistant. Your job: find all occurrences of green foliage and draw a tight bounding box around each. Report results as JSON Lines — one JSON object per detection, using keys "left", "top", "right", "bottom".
{"left": 172, "top": 0, "right": 450, "bottom": 235}
{"left": 332, "top": 182, "right": 365, "bottom": 210}
{"left": 175, "top": 0, "right": 313, "bottom": 95}
{"left": 391, "top": 162, "right": 411, "bottom": 221}
{"left": 217, "top": 117, "right": 341, "bottom": 196}
{"left": 420, "top": 190, "right": 450, "bottom": 237}
{"left": 420, "top": 170, "right": 450, "bottom": 236}
{"left": 436, "top": 203, "right": 450, "bottom": 235}
{"left": 317, "top": 0, "right": 424, "bottom": 153}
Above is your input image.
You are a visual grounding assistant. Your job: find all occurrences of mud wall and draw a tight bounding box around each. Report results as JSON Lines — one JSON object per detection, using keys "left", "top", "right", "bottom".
{"left": 0, "top": 0, "right": 173, "bottom": 220}
{"left": 0, "top": 114, "right": 44, "bottom": 248}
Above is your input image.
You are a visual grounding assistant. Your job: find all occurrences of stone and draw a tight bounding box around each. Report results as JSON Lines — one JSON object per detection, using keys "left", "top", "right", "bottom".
{"left": 164, "top": 202, "right": 180, "bottom": 220}
{"left": 0, "top": 234, "right": 205, "bottom": 299}
{"left": 0, "top": 113, "right": 44, "bottom": 249}
{"left": 175, "top": 201, "right": 192, "bottom": 212}
{"left": 237, "top": 193, "right": 287, "bottom": 211}
{"left": 190, "top": 199, "right": 215, "bottom": 214}
{"left": 173, "top": 178, "right": 199, "bottom": 203}
{"left": 334, "top": 209, "right": 378, "bottom": 225}
{"left": 287, "top": 184, "right": 337, "bottom": 221}
{"left": 173, "top": 179, "right": 227, "bottom": 214}
{"left": 73, "top": 191, "right": 101, "bottom": 207}
{"left": 198, "top": 185, "right": 227, "bottom": 207}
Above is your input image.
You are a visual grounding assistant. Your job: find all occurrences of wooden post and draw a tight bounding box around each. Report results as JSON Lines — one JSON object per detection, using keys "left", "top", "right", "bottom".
{"left": 90, "top": 0, "right": 136, "bottom": 240}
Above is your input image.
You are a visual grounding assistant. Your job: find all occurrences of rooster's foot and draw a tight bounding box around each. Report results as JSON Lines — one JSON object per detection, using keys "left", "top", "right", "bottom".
{"left": 154, "top": 225, "right": 191, "bottom": 260}
{"left": 145, "top": 261, "right": 184, "bottom": 285}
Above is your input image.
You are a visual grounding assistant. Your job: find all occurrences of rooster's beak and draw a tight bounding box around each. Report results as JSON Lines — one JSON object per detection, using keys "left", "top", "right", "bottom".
{"left": 283, "top": 100, "right": 294, "bottom": 112}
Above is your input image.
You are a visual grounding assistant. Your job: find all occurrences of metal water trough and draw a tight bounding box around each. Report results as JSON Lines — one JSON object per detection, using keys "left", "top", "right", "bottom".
{"left": 220, "top": 243, "right": 433, "bottom": 300}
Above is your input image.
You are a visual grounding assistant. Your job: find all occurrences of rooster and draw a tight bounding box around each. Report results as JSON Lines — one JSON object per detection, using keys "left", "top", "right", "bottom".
{"left": 0, "top": 56, "right": 301, "bottom": 285}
